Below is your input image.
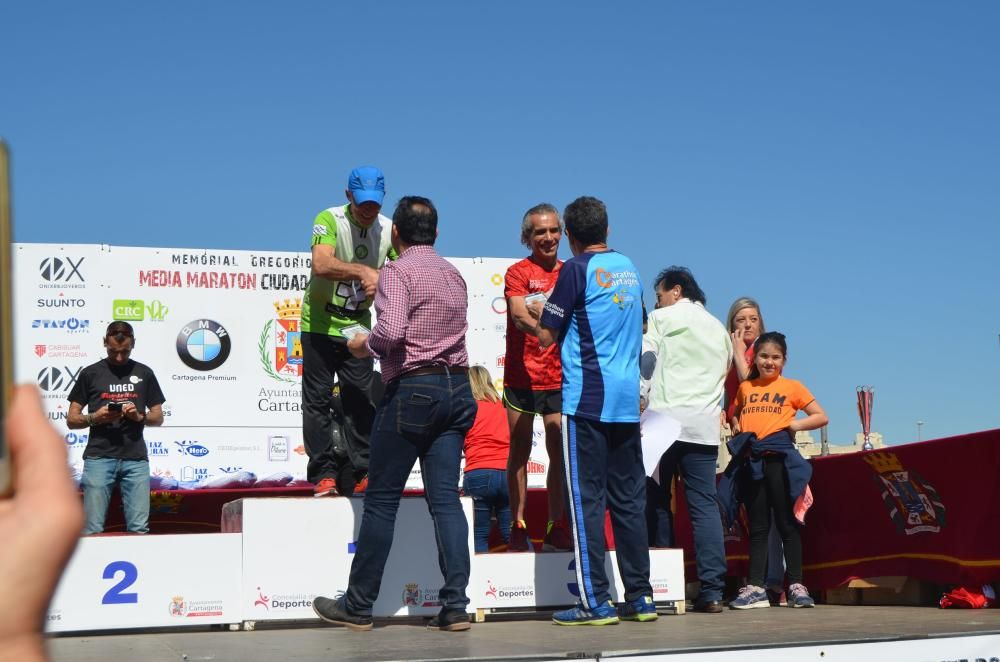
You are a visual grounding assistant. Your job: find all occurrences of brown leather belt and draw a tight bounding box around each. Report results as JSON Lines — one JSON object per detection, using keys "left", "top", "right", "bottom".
{"left": 398, "top": 365, "right": 469, "bottom": 379}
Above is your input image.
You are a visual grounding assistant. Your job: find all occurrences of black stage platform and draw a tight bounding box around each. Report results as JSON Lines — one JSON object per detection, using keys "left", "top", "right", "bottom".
{"left": 49, "top": 605, "right": 1000, "bottom": 661}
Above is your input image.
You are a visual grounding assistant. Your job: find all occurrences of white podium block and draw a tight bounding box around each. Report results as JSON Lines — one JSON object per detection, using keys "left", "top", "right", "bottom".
{"left": 224, "top": 496, "right": 475, "bottom": 623}
{"left": 468, "top": 547, "right": 685, "bottom": 612}
{"left": 46, "top": 534, "right": 242, "bottom": 632}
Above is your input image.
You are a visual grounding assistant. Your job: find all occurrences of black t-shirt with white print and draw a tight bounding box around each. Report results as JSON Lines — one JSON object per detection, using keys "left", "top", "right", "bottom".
{"left": 68, "top": 358, "right": 166, "bottom": 461}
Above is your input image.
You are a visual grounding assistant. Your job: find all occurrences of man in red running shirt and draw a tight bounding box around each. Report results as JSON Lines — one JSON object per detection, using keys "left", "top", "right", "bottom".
{"left": 503, "top": 203, "right": 571, "bottom": 552}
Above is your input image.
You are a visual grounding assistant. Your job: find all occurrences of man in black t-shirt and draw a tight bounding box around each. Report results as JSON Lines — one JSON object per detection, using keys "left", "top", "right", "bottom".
{"left": 67, "top": 321, "right": 165, "bottom": 534}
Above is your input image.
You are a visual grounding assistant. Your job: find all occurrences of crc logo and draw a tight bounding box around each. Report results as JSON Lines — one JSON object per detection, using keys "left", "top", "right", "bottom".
{"left": 39, "top": 257, "right": 85, "bottom": 283}
{"left": 176, "top": 319, "right": 231, "bottom": 371}
{"left": 37, "top": 366, "right": 82, "bottom": 393}
{"left": 113, "top": 299, "right": 169, "bottom": 322}
{"left": 174, "top": 440, "right": 210, "bottom": 457}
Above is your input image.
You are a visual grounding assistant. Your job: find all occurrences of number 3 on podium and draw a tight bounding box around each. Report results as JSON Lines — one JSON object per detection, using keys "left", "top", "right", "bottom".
{"left": 102, "top": 561, "right": 139, "bottom": 605}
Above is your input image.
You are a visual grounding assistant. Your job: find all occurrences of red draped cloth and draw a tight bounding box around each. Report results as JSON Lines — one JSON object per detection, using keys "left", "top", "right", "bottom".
{"left": 673, "top": 429, "right": 1000, "bottom": 588}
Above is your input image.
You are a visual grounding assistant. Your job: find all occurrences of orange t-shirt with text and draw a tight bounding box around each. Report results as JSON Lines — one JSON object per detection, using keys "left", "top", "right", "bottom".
{"left": 735, "top": 375, "right": 815, "bottom": 440}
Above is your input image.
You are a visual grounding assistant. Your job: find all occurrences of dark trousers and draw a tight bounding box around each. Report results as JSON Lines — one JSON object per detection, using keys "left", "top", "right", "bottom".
{"left": 345, "top": 372, "right": 477, "bottom": 616}
{"left": 563, "top": 415, "right": 651, "bottom": 610}
{"left": 747, "top": 455, "right": 803, "bottom": 586}
{"left": 645, "top": 441, "right": 727, "bottom": 602}
{"left": 301, "top": 331, "right": 375, "bottom": 483}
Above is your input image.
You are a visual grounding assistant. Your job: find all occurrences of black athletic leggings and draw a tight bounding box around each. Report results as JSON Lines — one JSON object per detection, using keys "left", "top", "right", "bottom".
{"left": 746, "top": 454, "right": 802, "bottom": 586}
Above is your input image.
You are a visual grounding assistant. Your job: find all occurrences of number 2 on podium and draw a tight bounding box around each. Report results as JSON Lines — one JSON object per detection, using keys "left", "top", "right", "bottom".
{"left": 102, "top": 561, "right": 138, "bottom": 604}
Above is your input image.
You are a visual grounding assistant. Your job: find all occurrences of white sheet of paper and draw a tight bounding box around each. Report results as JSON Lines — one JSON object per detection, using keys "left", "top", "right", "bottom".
{"left": 524, "top": 292, "right": 546, "bottom": 306}
{"left": 341, "top": 324, "right": 369, "bottom": 341}
{"left": 640, "top": 409, "right": 682, "bottom": 484}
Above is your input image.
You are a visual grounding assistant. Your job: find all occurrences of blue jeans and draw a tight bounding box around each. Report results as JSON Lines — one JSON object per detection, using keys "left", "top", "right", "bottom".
{"left": 345, "top": 372, "right": 477, "bottom": 616}
{"left": 463, "top": 469, "right": 511, "bottom": 553}
{"left": 646, "top": 442, "right": 726, "bottom": 602}
{"left": 81, "top": 458, "right": 151, "bottom": 534}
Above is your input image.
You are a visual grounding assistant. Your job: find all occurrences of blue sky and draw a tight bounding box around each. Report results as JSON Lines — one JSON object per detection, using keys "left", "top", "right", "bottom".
{"left": 4, "top": 1, "right": 998, "bottom": 446}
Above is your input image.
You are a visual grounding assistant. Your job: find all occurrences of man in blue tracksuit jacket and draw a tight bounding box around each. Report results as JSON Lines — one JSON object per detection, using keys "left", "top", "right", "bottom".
{"left": 534, "top": 196, "right": 654, "bottom": 626}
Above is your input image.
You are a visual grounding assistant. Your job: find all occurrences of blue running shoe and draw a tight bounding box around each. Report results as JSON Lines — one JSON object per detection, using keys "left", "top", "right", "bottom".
{"left": 553, "top": 600, "right": 620, "bottom": 626}
{"left": 787, "top": 583, "right": 815, "bottom": 608}
{"left": 730, "top": 585, "right": 770, "bottom": 610}
{"left": 617, "top": 595, "right": 658, "bottom": 622}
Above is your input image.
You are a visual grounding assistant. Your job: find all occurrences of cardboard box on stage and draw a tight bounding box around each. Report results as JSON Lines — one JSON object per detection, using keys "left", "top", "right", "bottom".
{"left": 822, "top": 576, "right": 941, "bottom": 606}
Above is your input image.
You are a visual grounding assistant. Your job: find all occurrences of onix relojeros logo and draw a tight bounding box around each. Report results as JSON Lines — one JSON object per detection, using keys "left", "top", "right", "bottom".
{"left": 39, "top": 257, "right": 85, "bottom": 284}
{"left": 176, "top": 319, "right": 231, "bottom": 371}
{"left": 37, "top": 366, "right": 82, "bottom": 393}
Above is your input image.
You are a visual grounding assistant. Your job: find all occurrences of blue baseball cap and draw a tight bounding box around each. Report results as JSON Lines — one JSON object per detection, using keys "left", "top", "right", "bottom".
{"left": 347, "top": 166, "right": 386, "bottom": 206}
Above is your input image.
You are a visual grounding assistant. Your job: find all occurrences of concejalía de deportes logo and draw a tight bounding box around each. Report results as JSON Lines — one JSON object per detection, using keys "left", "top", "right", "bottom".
{"left": 176, "top": 319, "right": 232, "bottom": 371}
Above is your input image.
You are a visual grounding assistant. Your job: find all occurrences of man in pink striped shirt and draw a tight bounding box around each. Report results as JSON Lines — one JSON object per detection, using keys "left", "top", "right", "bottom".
{"left": 312, "top": 196, "right": 478, "bottom": 633}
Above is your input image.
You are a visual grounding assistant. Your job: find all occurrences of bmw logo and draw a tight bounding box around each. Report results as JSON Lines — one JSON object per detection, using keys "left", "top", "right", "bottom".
{"left": 176, "top": 319, "right": 231, "bottom": 371}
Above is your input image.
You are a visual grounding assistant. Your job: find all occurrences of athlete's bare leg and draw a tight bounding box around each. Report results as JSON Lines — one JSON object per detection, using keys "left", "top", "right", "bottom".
{"left": 542, "top": 412, "right": 565, "bottom": 522}
{"left": 506, "top": 407, "right": 535, "bottom": 524}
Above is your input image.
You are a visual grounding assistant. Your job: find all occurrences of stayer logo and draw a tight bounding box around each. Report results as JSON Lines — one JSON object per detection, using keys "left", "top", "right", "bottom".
{"left": 39, "top": 257, "right": 85, "bottom": 283}
{"left": 176, "top": 319, "right": 231, "bottom": 371}
{"left": 64, "top": 432, "right": 88, "bottom": 448}
{"left": 31, "top": 318, "right": 90, "bottom": 332}
{"left": 37, "top": 366, "right": 82, "bottom": 393}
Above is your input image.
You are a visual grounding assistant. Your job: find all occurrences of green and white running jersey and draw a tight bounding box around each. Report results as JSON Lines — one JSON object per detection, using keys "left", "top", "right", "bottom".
{"left": 301, "top": 204, "right": 396, "bottom": 336}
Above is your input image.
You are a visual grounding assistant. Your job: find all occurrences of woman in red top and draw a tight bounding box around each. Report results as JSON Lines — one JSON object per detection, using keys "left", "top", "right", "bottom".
{"left": 724, "top": 297, "right": 765, "bottom": 419}
{"left": 463, "top": 366, "right": 512, "bottom": 553}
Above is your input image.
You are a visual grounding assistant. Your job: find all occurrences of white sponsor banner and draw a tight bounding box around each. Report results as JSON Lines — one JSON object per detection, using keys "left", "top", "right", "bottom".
{"left": 230, "top": 496, "right": 476, "bottom": 621}
{"left": 46, "top": 534, "right": 242, "bottom": 632}
{"left": 14, "top": 243, "right": 557, "bottom": 488}
{"left": 468, "top": 548, "right": 684, "bottom": 609}
{"left": 14, "top": 244, "right": 104, "bottom": 427}
{"left": 58, "top": 424, "right": 306, "bottom": 489}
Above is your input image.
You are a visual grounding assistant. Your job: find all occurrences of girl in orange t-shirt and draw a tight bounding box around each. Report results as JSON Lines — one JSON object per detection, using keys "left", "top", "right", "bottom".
{"left": 730, "top": 332, "right": 828, "bottom": 609}
{"left": 462, "top": 366, "right": 512, "bottom": 553}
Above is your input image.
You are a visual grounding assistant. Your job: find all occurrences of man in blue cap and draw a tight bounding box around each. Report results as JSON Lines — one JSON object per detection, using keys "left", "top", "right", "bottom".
{"left": 301, "top": 166, "right": 397, "bottom": 497}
